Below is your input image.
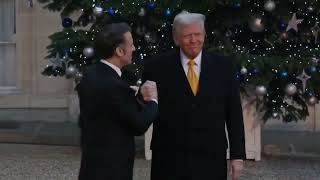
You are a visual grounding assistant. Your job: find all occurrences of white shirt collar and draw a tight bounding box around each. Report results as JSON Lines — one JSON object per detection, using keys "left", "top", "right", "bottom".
{"left": 100, "top": 59, "right": 122, "bottom": 77}
{"left": 180, "top": 49, "right": 202, "bottom": 76}
{"left": 180, "top": 50, "right": 202, "bottom": 67}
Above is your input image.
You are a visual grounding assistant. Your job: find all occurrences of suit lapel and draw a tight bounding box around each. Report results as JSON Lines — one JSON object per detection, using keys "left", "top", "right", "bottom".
{"left": 197, "top": 52, "right": 212, "bottom": 100}
{"left": 170, "top": 50, "right": 213, "bottom": 99}
{"left": 171, "top": 50, "right": 195, "bottom": 98}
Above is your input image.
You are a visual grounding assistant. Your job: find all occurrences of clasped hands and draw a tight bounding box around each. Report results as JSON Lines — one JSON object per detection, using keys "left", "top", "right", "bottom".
{"left": 130, "top": 80, "right": 158, "bottom": 102}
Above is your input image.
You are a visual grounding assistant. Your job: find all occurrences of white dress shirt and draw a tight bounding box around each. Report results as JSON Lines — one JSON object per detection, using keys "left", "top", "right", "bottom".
{"left": 180, "top": 50, "right": 202, "bottom": 78}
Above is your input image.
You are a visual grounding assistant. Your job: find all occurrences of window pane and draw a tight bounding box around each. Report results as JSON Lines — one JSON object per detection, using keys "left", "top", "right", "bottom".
{"left": 0, "top": 0, "right": 15, "bottom": 42}
{"left": 0, "top": 44, "right": 16, "bottom": 87}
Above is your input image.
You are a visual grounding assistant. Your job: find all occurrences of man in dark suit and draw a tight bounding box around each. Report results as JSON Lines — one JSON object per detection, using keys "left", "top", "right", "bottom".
{"left": 77, "top": 23, "right": 158, "bottom": 180}
{"left": 142, "top": 11, "right": 246, "bottom": 180}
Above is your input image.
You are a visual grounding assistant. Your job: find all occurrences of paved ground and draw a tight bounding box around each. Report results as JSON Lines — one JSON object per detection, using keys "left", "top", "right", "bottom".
{"left": 0, "top": 109, "right": 320, "bottom": 179}
{"left": 0, "top": 144, "right": 319, "bottom": 180}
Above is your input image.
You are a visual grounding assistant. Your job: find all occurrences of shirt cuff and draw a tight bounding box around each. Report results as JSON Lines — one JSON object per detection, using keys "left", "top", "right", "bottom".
{"left": 232, "top": 159, "right": 244, "bottom": 162}
{"left": 151, "top": 98, "right": 158, "bottom": 104}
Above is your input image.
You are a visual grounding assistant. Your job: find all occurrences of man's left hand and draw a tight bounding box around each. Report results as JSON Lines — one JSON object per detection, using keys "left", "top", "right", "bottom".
{"left": 229, "top": 160, "right": 243, "bottom": 180}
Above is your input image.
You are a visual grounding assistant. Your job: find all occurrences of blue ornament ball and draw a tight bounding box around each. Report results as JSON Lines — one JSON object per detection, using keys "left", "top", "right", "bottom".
{"left": 148, "top": 2, "right": 156, "bottom": 10}
{"left": 305, "top": 66, "right": 317, "bottom": 75}
{"left": 279, "top": 20, "right": 287, "bottom": 31}
{"left": 165, "top": 8, "right": 171, "bottom": 17}
{"left": 236, "top": 72, "right": 245, "bottom": 82}
{"left": 310, "top": 66, "right": 317, "bottom": 73}
{"left": 63, "top": 48, "right": 71, "bottom": 55}
{"left": 62, "top": 17, "right": 73, "bottom": 28}
{"left": 280, "top": 71, "right": 288, "bottom": 78}
{"left": 249, "top": 68, "right": 260, "bottom": 76}
{"left": 233, "top": 3, "right": 241, "bottom": 9}
{"left": 108, "top": 7, "right": 115, "bottom": 16}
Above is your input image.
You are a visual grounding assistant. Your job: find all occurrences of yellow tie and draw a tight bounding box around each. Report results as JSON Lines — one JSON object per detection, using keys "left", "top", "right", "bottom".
{"left": 187, "top": 59, "right": 199, "bottom": 95}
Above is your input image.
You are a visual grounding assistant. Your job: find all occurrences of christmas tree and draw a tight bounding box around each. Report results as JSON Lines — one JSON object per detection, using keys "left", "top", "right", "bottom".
{"left": 38, "top": 0, "right": 320, "bottom": 122}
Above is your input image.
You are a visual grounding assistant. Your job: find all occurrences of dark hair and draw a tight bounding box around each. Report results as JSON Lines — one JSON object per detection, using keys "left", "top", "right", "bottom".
{"left": 95, "top": 22, "right": 132, "bottom": 59}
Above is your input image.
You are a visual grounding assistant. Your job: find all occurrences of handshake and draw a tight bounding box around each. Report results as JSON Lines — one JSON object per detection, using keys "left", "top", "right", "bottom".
{"left": 141, "top": 80, "right": 158, "bottom": 102}
{"left": 131, "top": 80, "right": 158, "bottom": 102}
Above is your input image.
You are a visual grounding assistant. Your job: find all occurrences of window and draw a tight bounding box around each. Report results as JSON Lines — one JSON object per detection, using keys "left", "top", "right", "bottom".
{"left": 0, "top": 0, "right": 16, "bottom": 93}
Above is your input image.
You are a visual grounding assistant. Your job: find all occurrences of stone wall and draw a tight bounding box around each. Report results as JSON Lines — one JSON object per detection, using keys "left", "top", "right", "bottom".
{"left": 0, "top": 1, "right": 73, "bottom": 109}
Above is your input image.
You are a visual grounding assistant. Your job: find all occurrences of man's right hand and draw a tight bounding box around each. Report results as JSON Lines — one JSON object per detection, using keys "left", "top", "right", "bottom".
{"left": 140, "top": 80, "right": 158, "bottom": 102}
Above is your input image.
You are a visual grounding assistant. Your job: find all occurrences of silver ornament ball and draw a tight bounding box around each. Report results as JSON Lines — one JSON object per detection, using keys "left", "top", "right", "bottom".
{"left": 285, "top": 84, "right": 297, "bottom": 96}
{"left": 255, "top": 85, "right": 267, "bottom": 96}
{"left": 264, "top": 0, "right": 276, "bottom": 12}
{"left": 307, "top": 6, "right": 314, "bottom": 12}
{"left": 83, "top": 47, "right": 95, "bottom": 58}
{"left": 93, "top": 6, "right": 104, "bottom": 17}
{"left": 272, "top": 112, "right": 279, "bottom": 118}
{"left": 144, "top": 33, "right": 152, "bottom": 42}
{"left": 75, "top": 72, "right": 83, "bottom": 82}
{"left": 136, "top": 79, "right": 142, "bottom": 86}
{"left": 308, "top": 96, "right": 318, "bottom": 105}
{"left": 66, "top": 66, "right": 78, "bottom": 79}
{"left": 240, "top": 66, "right": 248, "bottom": 75}
{"left": 225, "top": 30, "right": 233, "bottom": 37}
{"left": 138, "top": 8, "right": 146, "bottom": 17}
{"left": 249, "top": 16, "right": 265, "bottom": 32}
{"left": 311, "top": 57, "right": 319, "bottom": 65}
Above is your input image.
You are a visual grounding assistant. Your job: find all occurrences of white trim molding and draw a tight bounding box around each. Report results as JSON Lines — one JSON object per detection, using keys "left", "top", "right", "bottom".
{"left": 0, "top": 86, "right": 20, "bottom": 95}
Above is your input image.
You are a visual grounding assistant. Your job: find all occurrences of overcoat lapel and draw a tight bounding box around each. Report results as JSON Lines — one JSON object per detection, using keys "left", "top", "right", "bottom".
{"left": 196, "top": 52, "right": 212, "bottom": 102}
{"left": 170, "top": 51, "right": 195, "bottom": 99}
